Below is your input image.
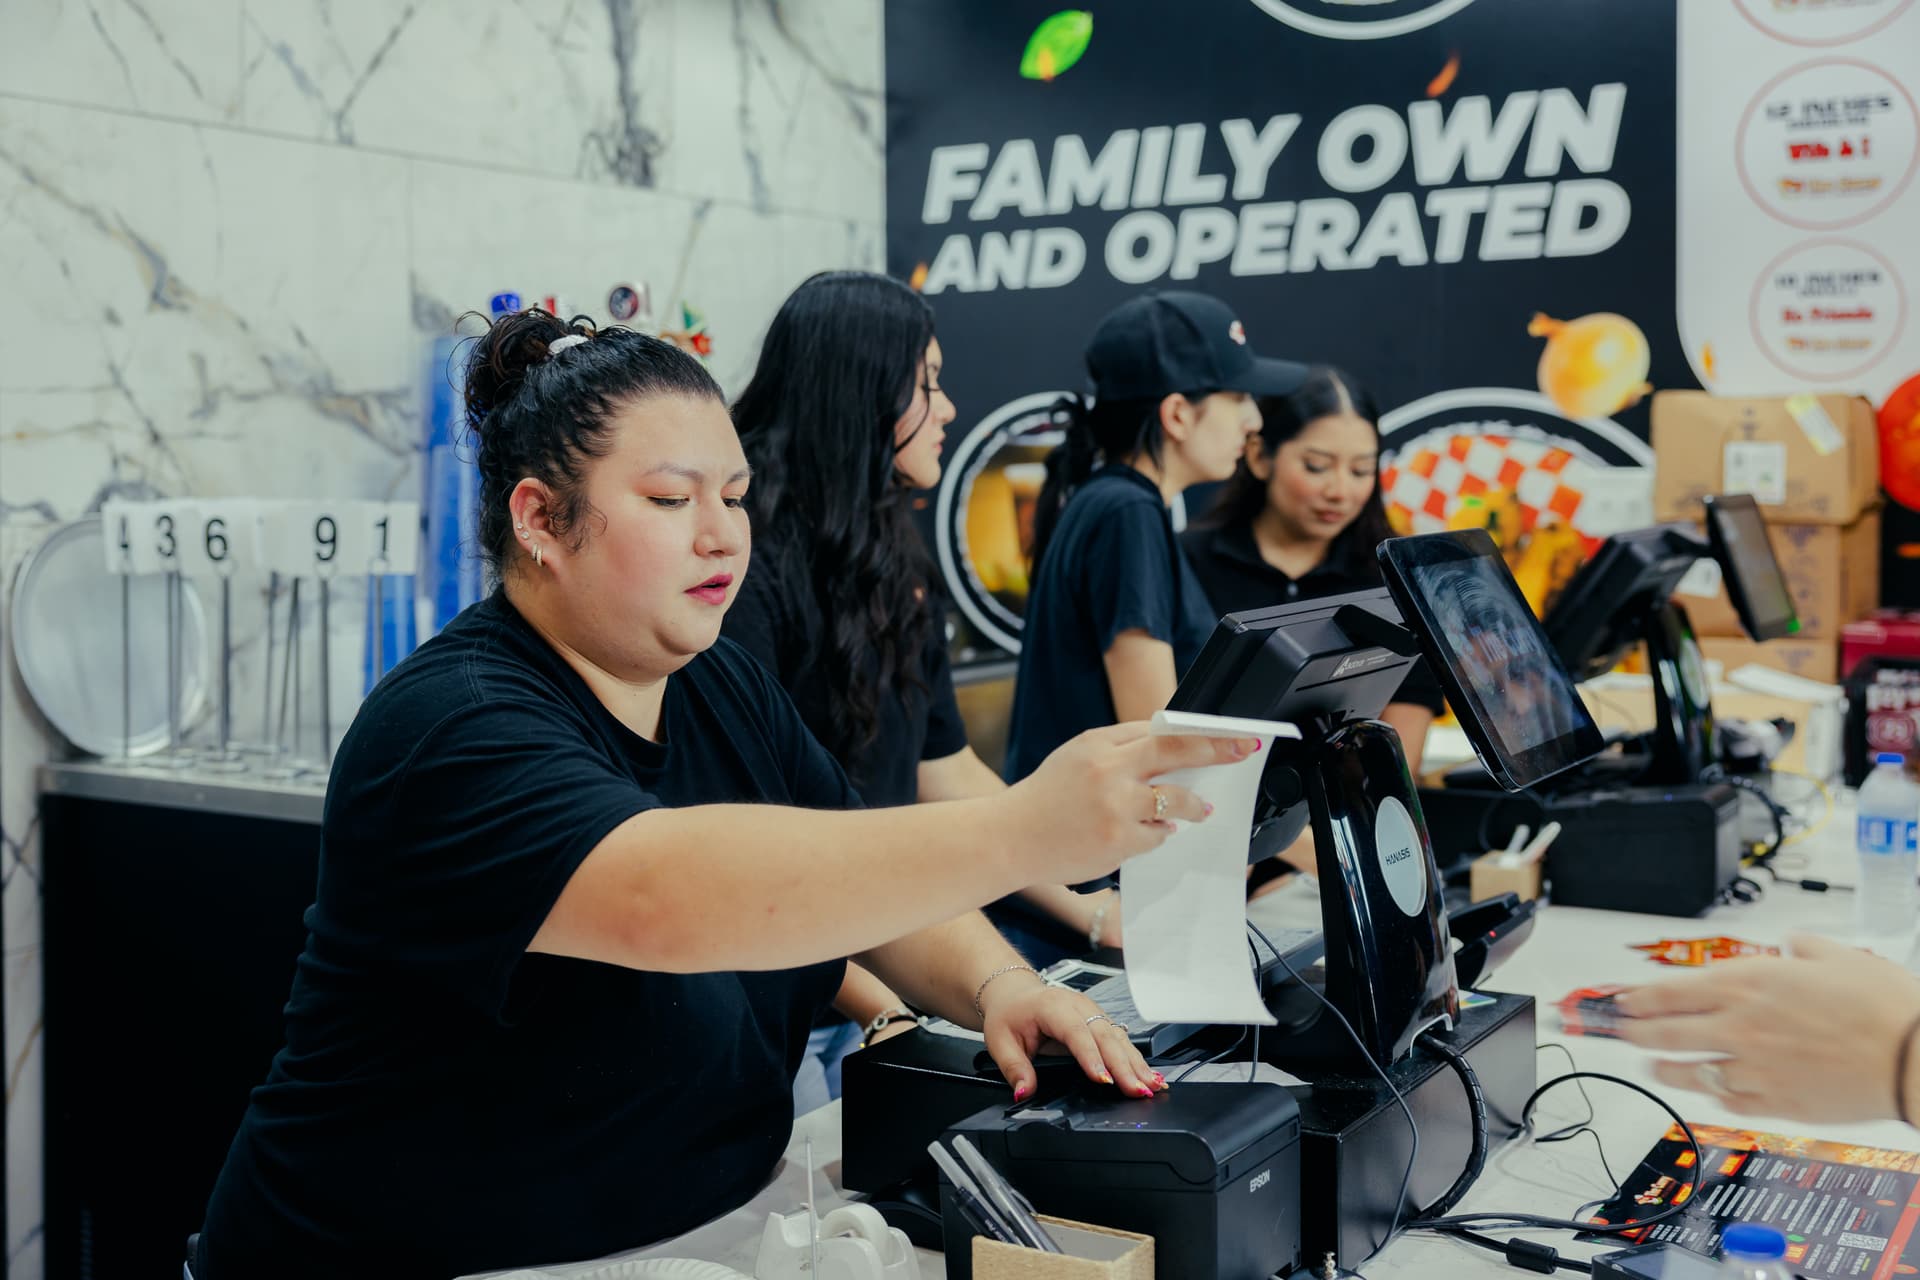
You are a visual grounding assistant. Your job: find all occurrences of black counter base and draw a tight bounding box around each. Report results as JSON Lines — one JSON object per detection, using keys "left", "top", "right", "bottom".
{"left": 1268, "top": 989, "right": 1536, "bottom": 1270}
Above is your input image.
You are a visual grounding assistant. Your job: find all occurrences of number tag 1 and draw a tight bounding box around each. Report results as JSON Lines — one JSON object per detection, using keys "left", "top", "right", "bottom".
{"left": 364, "top": 501, "right": 422, "bottom": 574}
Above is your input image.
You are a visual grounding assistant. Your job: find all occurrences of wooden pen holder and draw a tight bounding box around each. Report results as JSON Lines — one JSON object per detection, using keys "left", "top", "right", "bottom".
{"left": 972, "top": 1215, "right": 1154, "bottom": 1280}
{"left": 1469, "top": 850, "right": 1544, "bottom": 903}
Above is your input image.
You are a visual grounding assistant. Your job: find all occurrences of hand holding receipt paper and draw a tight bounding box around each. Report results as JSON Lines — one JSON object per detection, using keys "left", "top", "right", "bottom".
{"left": 1122, "top": 710, "right": 1303, "bottom": 1027}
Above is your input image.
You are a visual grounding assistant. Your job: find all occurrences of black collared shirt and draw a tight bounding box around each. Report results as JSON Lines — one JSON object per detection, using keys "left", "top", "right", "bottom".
{"left": 1004, "top": 466, "right": 1219, "bottom": 782}
{"left": 1179, "top": 521, "right": 1446, "bottom": 715}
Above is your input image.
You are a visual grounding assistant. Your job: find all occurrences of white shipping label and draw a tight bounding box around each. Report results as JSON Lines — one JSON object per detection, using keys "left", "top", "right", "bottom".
{"left": 1723, "top": 441, "right": 1788, "bottom": 505}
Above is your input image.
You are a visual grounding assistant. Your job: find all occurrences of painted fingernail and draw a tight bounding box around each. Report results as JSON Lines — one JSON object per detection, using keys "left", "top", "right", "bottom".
{"left": 1254, "top": 737, "right": 1263, "bottom": 751}
{"left": 1100, "top": 1072, "right": 1114, "bottom": 1085}
{"left": 1136, "top": 1085, "right": 1155, "bottom": 1098}
{"left": 1152, "top": 1071, "right": 1166, "bottom": 1084}
{"left": 1203, "top": 802, "right": 1215, "bottom": 817}
{"left": 1013, "top": 1083, "right": 1032, "bottom": 1101}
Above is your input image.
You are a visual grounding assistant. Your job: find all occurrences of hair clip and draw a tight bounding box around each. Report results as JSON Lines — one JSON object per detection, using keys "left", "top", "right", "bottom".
{"left": 548, "top": 334, "right": 588, "bottom": 357}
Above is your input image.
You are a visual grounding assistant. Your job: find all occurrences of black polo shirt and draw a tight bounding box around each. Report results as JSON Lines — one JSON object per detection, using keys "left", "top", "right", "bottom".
{"left": 199, "top": 591, "right": 853, "bottom": 1279}
{"left": 1004, "top": 465, "right": 1219, "bottom": 782}
{"left": 1180, "top": 520, "right": 1447, "bottom": 715}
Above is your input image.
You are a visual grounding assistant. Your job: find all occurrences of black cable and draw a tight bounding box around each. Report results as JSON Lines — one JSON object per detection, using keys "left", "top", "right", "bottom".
{"left": 1437, "top": 1226, "right": 1594, "bottom": 1274}
{"left": 1531, "top": 1045, "right": 1622, "bottom": 1199}
{"left": 1414, "top": 1032, "right": 1490, "bottom": 1220}
{"left": 1710, "top": 769, "right": 1786, "bottom": 860}
{"left": 1247, "top": 920, "right": 1419, "bottom": 1265}
{"left": 1411, "top": 1071, "right": 1705, "bottom": 1237}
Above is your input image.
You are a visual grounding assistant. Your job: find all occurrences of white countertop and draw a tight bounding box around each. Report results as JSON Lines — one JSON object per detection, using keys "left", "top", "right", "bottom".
{"left": 474, "top": 781, "right": 1912, "bottom": 1280}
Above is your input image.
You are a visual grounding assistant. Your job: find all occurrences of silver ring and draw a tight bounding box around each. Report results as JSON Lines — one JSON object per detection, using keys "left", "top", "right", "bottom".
{"left": 1085, "top": 1013, "right": 1129, "bottom": 1035}
{"left": 1150, "top": 786, "right": 1168, "bottom": 821}
{"left": 1698, "top": 1060, "right": 1732, "bottom": 1097}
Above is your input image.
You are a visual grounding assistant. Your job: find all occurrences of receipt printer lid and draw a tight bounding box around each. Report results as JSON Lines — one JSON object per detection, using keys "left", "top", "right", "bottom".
{"left": 966, "top": 1082, "right": 1301, "bottom": 1188}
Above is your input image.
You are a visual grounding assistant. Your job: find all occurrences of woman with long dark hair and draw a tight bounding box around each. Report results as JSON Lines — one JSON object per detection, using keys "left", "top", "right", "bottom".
{"left": 1181, "top": 366, "right": 1441, "bottom": 783}
{"left": 726, "top": 271, "right": 1139, "bottom": 1108}
{"left": 192, "top": 308, "right": 1250, "bottom": 1279}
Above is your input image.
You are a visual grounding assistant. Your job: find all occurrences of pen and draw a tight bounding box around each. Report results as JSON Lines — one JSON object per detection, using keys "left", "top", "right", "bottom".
{"left": 952, "top": 1135, "right": 1063, "bottom": 1254}
{"left": 928, "top": 1143, "right": 1020, "bottom": 1244}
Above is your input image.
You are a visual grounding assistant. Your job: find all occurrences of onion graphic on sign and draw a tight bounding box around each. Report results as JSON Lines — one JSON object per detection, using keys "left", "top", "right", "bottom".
{"left": 1527, "top": 311, "right": 1653, "bottom": 419}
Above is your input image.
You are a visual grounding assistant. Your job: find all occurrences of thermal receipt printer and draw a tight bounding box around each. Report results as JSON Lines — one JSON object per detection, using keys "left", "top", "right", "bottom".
{"left": 937, "top": 1083, "right": 1302, "bottom": 1280}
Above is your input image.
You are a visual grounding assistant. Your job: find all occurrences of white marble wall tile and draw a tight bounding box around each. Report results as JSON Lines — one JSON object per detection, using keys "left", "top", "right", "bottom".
{"left": 241, "top": 0, "right": 677, "bottom": 188}
{"left": 0, "top": 0, "right": 244, "bottom": 124}
{"left": 0, "top": 99, "right": 419, "bottom": 489}
{"left": 2, "top": 519, "right": 59, "bottom": 1278}
{"left": 407, "top": 159, "right": 878, "bottom": 398}
{"left": 657, "top": 0, "right": 884, "bottom": 223}
{"left": 1, "top": 3, "right": 887, "bottom": 1273}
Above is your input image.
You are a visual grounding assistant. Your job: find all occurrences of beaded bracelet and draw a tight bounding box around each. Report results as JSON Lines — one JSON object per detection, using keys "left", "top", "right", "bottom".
{"left": 1087, "top": 892, "right": 1116, "bottom": 951}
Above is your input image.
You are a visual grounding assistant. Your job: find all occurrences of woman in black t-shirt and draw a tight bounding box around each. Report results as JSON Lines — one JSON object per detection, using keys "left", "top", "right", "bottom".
{"left": 725, "top": 271, "right": 1124, "bottom": 1109}
{"left": 1182, "top": 367, "right": 1443, "bottom": 884}
{"left": 194, "top": 310, "right": 1255, "bottom": 1280}
{"left": 997, "top": 291, "right": 1306, "bottom": 963}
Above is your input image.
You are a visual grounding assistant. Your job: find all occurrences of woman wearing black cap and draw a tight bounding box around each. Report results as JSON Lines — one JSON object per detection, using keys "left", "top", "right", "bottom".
{"left": 995, "top": 291, "right": 1304, "bottom": 962}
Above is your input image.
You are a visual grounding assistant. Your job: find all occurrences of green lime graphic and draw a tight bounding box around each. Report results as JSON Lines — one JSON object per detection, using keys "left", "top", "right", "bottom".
{"left": 1020, "top": 10, "right": 1092, "bottom": 81}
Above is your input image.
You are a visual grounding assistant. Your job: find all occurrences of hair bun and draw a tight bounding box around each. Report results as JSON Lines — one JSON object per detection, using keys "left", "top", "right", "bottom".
{"left": 461, "top": 309, "right": 593, "bottom": 434}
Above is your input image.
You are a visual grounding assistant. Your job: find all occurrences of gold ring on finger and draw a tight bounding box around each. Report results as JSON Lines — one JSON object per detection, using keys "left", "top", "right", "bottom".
{"left": 1150, "top": 785, "right": 1168, "bottom": 822}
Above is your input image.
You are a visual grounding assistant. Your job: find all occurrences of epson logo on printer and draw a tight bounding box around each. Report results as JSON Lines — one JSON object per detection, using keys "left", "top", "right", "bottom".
{"left": 1332, "top": 652, "right": 1389, "bottom": 678}
{"left": 1248, "top": 1169, "right": 1272, "bottom": 1194}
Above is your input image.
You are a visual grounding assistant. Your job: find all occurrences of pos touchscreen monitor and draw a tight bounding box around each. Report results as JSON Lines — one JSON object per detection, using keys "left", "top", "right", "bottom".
{"left": 1703, "top": 492, "right": 1799, "bottom": 642}
{"left": 1378, "top": 530, "right": 1604, "bottom": 791}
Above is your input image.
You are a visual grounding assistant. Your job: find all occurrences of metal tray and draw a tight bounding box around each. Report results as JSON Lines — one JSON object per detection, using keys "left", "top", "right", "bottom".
{"left": 9, "top": 517, "right": 208, "bottom": 757}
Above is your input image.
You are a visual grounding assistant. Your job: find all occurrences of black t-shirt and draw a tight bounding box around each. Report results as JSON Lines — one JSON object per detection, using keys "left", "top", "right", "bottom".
{"left": 199, "top": 592, "right": 853, "bottom": 1280}
{"left": 722, "top": 551, "right": 970, "bottom": 809}
{"left": 1179, "top": 520, "right": 1447, "bottom": 715}
{"left": 1004, "top": 466, "right": 1218, "bottom": 782}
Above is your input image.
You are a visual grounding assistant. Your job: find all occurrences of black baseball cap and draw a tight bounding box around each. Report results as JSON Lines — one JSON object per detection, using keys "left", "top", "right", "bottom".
{"left": 1085, "top": 291, "right": 1309, "bottom": 403}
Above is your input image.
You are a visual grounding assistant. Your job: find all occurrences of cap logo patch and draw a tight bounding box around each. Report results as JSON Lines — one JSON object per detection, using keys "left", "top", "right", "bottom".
{"left": 1228, "top": 320, "right": 1247, "bottom": 345}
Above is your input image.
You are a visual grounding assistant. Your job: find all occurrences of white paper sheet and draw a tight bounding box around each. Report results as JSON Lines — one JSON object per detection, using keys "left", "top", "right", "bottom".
{"left": 1120, "top": 710, "right": 1302, "bottom": 1026}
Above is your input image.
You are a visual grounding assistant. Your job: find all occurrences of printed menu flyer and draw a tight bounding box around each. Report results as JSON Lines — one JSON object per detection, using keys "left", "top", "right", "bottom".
{"left": 1581, "top": 1124, "right": 1920, "bottom": 1279}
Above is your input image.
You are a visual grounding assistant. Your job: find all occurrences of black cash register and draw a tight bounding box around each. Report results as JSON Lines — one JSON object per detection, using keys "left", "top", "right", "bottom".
{"left": 852, "top": 532, "right": 1599, "bottom": 1276}
{"left": 1421, "top": 493, "right": 1798, "bottom": 915}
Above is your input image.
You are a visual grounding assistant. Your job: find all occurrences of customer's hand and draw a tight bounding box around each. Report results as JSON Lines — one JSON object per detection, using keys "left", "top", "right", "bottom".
{"left": 1004, "top": 724, "right": 1258, "bottom": 887}
{"left": 978, "top": 970, "right": 1166, "bottom": 1102}
{"left": 1616, "top": 933, "right": 1920, "bottom": 1123}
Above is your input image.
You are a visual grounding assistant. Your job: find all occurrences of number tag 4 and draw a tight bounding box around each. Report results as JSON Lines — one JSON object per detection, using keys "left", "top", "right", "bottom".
{"left": 101, "top": 500, "right": 152, "bottom": 575}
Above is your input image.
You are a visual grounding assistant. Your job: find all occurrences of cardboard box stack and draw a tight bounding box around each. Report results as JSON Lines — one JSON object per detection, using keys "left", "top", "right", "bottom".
{"left": 1652, "top": 391, "right": 1882, "bottom": 680}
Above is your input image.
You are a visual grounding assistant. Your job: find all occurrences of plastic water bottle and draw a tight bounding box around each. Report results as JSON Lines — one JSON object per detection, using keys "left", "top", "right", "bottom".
{"left": 1857, "top": 753, "right": 1920, "bottom": 938}
{"left": 1719, "top": 1223, "right": 1793, "bottom": 1280}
